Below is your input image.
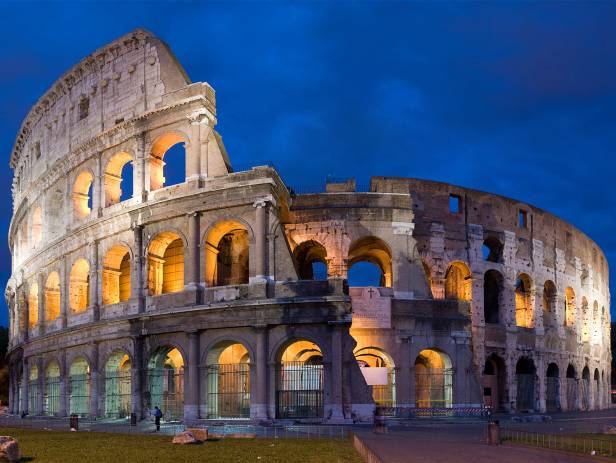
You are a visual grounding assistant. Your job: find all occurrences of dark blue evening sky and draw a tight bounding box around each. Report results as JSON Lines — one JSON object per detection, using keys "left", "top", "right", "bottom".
{"left": 0, "top": 2, "right": 615, "bottom": 326}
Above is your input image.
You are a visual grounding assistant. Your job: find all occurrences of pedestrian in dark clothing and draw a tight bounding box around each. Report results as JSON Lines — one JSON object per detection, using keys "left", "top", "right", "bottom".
{"left": 153, "top": 406, "right": 162, "bottom": 431}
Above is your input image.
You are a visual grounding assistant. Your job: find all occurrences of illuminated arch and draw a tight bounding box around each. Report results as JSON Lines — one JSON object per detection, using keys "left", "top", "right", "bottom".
{"left": 515, "top": 273, "right": 533, "bottom": 328}
{"left": 44, "top": 272, "right": 60, "bottom": 321}
{"left": 104, "top": 350, "right": 132, "bottom": 418}
{"left": 149, "top": 132, "right": 187, "bottom": 191}
{"left": 73, "top": 170, "right": 94, "bottom": 218}
{"left": 104, "top": 151, "right": 133, "bottom": 207}
{"left": 43, "top": 360, "right": 60, "bottom": 416}
{"left": 565, "top": 287, "right": 576, "bottom": 327}
{"left": 69, "top": 357, "right": 90, "bottom": 416}
{"left": 148, "top": 232, "right": 184, "bottom": 295}
{"left": 102, "top": 245, "right": 131, "bottom": 305}
{"left": 354, "top": 346, "right": 396, "bottom": 407}
{"left": 69, "top": 259, "right": 90, "bottom": 313}
{"left": 293, "top": 240, "right": 328, "bottom": 280}
{"left": 204, "top": 220, "right": 249, "bottom": 287}
{"left": 31, "top": 207, "right": 42, "bottom": 248}
{"left": 444, "top": 261, "right": 471, "bottom": 301}
{"left": 146, "top": 346, "right": 185, "bottom": 420}
{"left": 415, "top": 349, "right": 453, "bottom": 408}
{"left": 581, "top": 297, "right": 590, "bottom": 342}
{"left": 28, "top": 283, "right": 38, "bottom": 328}
{"left": 28, "top": 364, "right": 38, "bottom": 413}
{"left": 348, "top": 236, "right": 392, "bottom": 287}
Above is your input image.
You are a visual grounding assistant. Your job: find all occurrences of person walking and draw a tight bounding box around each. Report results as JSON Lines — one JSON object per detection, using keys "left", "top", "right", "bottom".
{"left": 153, "top": 406, "right": 162, "bottom": 432}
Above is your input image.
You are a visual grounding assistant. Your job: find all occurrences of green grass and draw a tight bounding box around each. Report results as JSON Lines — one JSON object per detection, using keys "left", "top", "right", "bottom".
{"left": 0, "top": 427, "right": 363, "bottom": 463}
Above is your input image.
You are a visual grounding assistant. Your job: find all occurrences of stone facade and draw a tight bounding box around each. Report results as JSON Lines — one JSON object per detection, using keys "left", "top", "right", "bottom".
{"left": 5, "top": 30, "right": 611, "bottom": 424}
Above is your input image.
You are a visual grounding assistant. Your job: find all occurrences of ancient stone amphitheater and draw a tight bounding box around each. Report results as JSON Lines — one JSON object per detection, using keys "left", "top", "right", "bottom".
{"left": 5, "top": 30, "right": 611, "bottom": 424}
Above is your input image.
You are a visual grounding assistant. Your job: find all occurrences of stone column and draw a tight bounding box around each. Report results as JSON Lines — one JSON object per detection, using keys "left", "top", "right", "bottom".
{"left": 36, "top": 357, "right": 44, "bottom": 415}
{"left": 187, "top": 117, "right": 200, "bottom": 182}
{"left": 90, "top": 241, "right": 100, "bottom": 321}
{"left": 328, "top": 324, "right": 345, "bottom": 423}
{"left": 185, "top": 331, "right": 200, "bottom": 420}
{"left": 396, "top": 337, "right": 412, "bottom": 408}
{"left": 58, "top": 350, "right": 67, "bottom": 417}
{"left": 90, "top": 343, "right": 99, "bottom": 418}
{"left": 37, "top": 274, "right": 45, "bottom": 335}
{"left": 253, "top": 200, "right": 268, "bottom": 281}
{"left": 133, "top": 133, "right": 147, "bottom": 203}
{"left": 132, "top": 336, "right": 144, "bottom": 419}
{"left": 537, "top": 355, "right": 546, "bottom": 413}
{"left": 133, "top": 225, "right": 145, "bottom": 314}
{"left": 21, "top": 358, "right": 28, "bottom": 415}
{"left": 92, "top": 154, "right": 102, "bottom": 217}
{"left": 186, "top": 212, "right": 201, "bottom": 291}
{"left": 252, "top": 327, "right": 268, "bottom": 420}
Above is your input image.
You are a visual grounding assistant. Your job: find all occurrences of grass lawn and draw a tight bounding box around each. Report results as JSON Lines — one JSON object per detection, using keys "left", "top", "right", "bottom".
{"left": 0, "top": 427, "right": 363, "bottom": 463}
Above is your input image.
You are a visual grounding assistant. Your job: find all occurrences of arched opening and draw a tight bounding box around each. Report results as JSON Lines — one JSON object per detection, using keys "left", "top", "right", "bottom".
{"left": 28, "top": 364, "right": 38, "bottom": 414}
{"left": 542, "top": 280, "right": 557, "bottom": 328}
{"left": 204, "top": 342, "right": 250, "bottom": 419}
{"left": 415, "top": 349, "right": 453, "bottom": 408}
{"left": 148, "top": 232, "right": 184, "bottom": 295}
{"left": 581, "top": 297, "right": 590, "bottom": 343}
{"left": 69, "top": 357, "right": 90, "bottom": 416}
{"left": 204, "top": 221, "right": 249, "bottom": 287}
{"left": 444, "top": 262, "right": 471, "bottom": 301}
{"left": 147, "top": 347, "right": 185, "bottom": 421}
{"left": 515, "top": 273, "right": 533, "bottom": 328}
{"left": 104, "top": 151, "right": 134, "bottom": 206}
{"left": 69, "top": 259, "right": 90, "bottom": 314}
{"left": 566, "top": 365, "right": 578, "bottom": 411}
{"left": 565, "top": 287, "right": 576, "bottom": 327}
{"left": 28, "top": 284, "right": 38, "bottom": 328}
{"left": 483, "top": 355, "right": 506, "bottom": 411}
{"left": 546, "top": 363, "right": 560, "bottom": 412}
{"left": 149, "top": 133, "right": 186, "bottom": 191}
{"left": 592, "top": 301, "right": 600, "bottom": 344}
{"left": 515, "top": 357, "right": 536, "bottom": 412}
{"left": 293, "top": 240, "right": 328, "bottom": 280}
{"left": 484, "top": 270, "right": 503, "bottom": 324}
{"left": 104, "top": 351, "right": 131, "bottom": 418}
{"left": 355, "top": 347, "right": 396, "bottom": 407}
{"left": 348, "top": 237, "right": 392, "bottom": 287}
{"left": 581, "top": 366, "right": 590, "bottom": 410}
{"left": 44, "top": 272, "right": 61, "bottom": 321}
{"left": 73, "top": 171, "right": 94, "bottom": 218}
{"left": 44, "top": 361, "right": 60, "bottom": 416}
{"left": 102, "top": 245, "right": 131, "bottom": 305}
{"left": 594, "top": 369, "right": 600, "bottom": 409}
{"left": 31, "top": 207, "right": 42, "bottom": 248}
{"left": 276, "top": 339, "right": 324, "bottom": 419}
{"left": 482, "top": 236, "right": 503, "bottom": 263}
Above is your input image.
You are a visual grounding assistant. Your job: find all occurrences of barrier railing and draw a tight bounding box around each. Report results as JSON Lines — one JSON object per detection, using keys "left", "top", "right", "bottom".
{"left": 375, "top": 406, "right": 490, "bottom": 419}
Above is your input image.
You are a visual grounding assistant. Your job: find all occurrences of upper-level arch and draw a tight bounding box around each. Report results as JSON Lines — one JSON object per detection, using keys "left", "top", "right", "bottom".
{"left": 104, "top": 151, "right": 134, "bottom": 207}
{"left": 347, "top": 236, "right": 392, "bottom": 287}
{"left": 149, "top": 132, "right": 188, "bottom": 191}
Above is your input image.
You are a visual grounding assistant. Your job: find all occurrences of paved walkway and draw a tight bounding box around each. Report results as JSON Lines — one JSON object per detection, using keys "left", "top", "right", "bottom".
{"left": 356, "top": 423, "right": 602, "bottom": 462}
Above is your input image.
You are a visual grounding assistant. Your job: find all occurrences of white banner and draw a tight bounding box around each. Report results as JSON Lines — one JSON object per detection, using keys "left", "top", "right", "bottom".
{"left": 360, "top": 366, "right": 388, "bottom": 386}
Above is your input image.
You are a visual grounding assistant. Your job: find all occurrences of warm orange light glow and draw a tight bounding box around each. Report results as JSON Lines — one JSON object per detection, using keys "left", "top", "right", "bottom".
{"left": 73, "top": 171, "right": 93, "bottom": 218}
{"left": 148, "top": 232, "right": 184, "bottom": 295}
{"left": 28, "top": 283, "right": 38, "bottom": 327}
{"left": 102, "top": 245, "right": 131, "bottom": 305}
{"left": 44, "top": 272, "right": 60, "bottom": 321}
{"left": 204, "top": 220, "right": 249, "bottom": 287}
{"left": 149, "top": 133, "right": 186, "bottom": 191}
{"left": 104, "top": 151, "right": 133, "bottom": 206}
{"left": 70, "top": 259, "right": 90, "bottom": 313}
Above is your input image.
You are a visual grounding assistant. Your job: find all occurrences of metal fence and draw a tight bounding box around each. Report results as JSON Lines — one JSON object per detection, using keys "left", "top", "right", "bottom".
{"left": 516, "top": 374, "right": 535, "bottom": 411}
{"left": 501, "top": 427, "right": 616, "bottom": 458}
{"left": 205, "top": 364, "right": 250, "bottom": 419}
{"left": 69, "top": 373, "right": 90, "bottom": 416}
{"left": 545, "top": 377, "right": 560, "bottom": 412}
{"left": 147, "top": 368, "right": 184, "bottom": 421}
{"left": 104, "top": 371, "right": 131, "bottom": 418}
{"left": 415, "top": 370, "right": 453, "bottom": 408}
{"left": 44, "top": 376, "right": 60, "bottom": 416}
{"left": 28, "top": 380, "right": 37, "bottom": 413}
{"left": 375, "top": 406, "right": 489, "bottom": 419}
{"left": 372, "top": 369, "right": 396, "bottom": 408}
{"left": 276, "top": 362, "right": 323, "bottom": 419}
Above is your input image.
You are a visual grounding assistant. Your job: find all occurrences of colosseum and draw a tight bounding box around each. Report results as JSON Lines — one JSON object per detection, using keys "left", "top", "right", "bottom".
{"left": 4, "top": 29, "right": 611, "bottom": 425}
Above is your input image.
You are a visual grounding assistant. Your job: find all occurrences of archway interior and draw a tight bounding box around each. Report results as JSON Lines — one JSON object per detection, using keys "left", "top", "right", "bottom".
{"left": 565, "top": 364, "right": 578, "bottom": 411}
{"left": 515, "top": 274, "right": 533, "bottom": 328}
{"left": 204, "top": 221, "right": 249, "bottom": 287}
{"left": 276, "top": 340, "right": 324, "bottom": 419}
{"left": 415, "top": 349, "right": 452, "bottom": 408}
{"left": 45, "top": 272, "right": 61, "bottom": 322}
{"left": 69, "top": 357, "right": 90, "bottom": 416}
{"left": 73, "top": 171, "right": 94, "bottom": 218}
{"left": 150, "top": 134, "right": 186, "bottom": 191}
{"left": 44, "top": 361, "right": 60, "bottom": 416}
{"left": 69, "top": 259, "right": 90, "bottom": 314}
{"left": 28, "top": 284, "right": 39, "bottom": 327}
{"left": 565, "top": 287, "right": 576, "bottom": 327}
{"left": 581, "top": 298, "right": 590, "bottom": 343}
{"left": 543, "top": 280, "right": 557, "bottom": 328}
{"left": 482, "top": 237, "right": 503, "bottom": 263}
{"left": 104, "top": 351, "right": 131, "bottom": 418}
{"left": 444, "top": 262, "right": 471, "bottom": 301}
{"left": 147, "top": 347, "right": 185, "bottom": 421}
{"left": 355, "top": 347, "right": 396, "bottom": 407}
{"left": 293, "top": 240, "right": 328, "bottom": 280}
{"left": 104, "top": 151, "right": 134, "bottom": 206}
{"left": 515, "top": 358, "right": 536, "bottom": 412}
{"left": 546, "top": 363, "right": 560, "bottom": 412}
{"left": 483, "top": 270, "right": 503, "bottom": 324}
{"left": 482, "top": 355, "right": 506, "bottom": 411}
{"left": 348, "top": 237, "right": 392, "bottom": 287}
{"left": 102, "top": 245, "right": 131, "bottom": 305}
{"left": 28, "top": 365, "right": 38, "bottom": 413}
{"left": 148, "top": 232, "right": 184, "bottom": 295}
{"left": 205, "top": 342, "right": 250, "bottom": 419}
{"left": 581, "top": 367, "right": 591, "bottom": 410}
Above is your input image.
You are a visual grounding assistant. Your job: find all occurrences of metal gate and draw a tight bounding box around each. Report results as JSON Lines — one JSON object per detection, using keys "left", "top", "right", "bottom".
{"left": 44, "top": 376, "right": 60, "bottom": 416}
{"left": 28, "top": 380, "right": 37, "bottom": 413}
{"left": 415, "top": 369, "right": 453, "bottom": 408}
{"left": 546, "top": 377, "right": 560, "bottom": 412}
{"left": 104, "top": 371, "right": 131, "bottom": 418}
{"left": 581, "top": 378, "right": 590, "bottom": 410}
{"left": 205, "top": 364, "right": 250, "bottom": 419}
{"left": 147, "top": 368, "right": 184, "bottom": 421}
{"left": 276, "top": 362, "right": 323, "bottom": 419}
{"left": 566, "top": 378, "right": 578, "bottom": 410}
{"left": 372, "top": 368, "right": 396, "bottom": 407}
{"left": 69, "top": 373, "right": 90, "bottom": 416}
{"left": 516, "top": 374, "right": 535, "bottom": 411}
